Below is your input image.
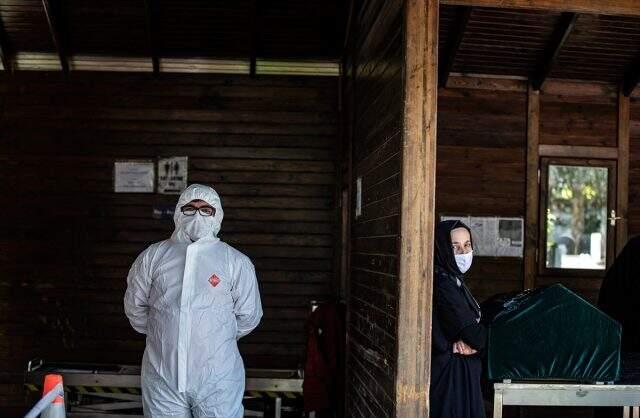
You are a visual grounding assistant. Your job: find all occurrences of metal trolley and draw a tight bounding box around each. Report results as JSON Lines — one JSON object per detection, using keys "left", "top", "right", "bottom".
{"left": 493, "top": 380, "right": 640, "bottom": 418}
{"left": 25, "top": 360, "right": 306, "bottom": 418}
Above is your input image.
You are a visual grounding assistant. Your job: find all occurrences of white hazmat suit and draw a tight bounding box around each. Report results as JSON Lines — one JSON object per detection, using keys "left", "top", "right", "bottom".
{"left": 124, "top": 184, "right": 263, "bottom": 418}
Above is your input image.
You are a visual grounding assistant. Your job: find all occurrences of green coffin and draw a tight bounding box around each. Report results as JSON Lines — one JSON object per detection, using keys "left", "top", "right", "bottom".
{"left": 484, "top": 284, "right": 621, "bottom": 382}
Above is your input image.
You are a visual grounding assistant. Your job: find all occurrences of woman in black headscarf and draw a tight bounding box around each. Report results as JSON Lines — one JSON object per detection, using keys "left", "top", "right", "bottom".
{"left": 598, "top": 235, "right": 640, "bottom": 352}
{"left": 430, "top": 220, "right": 487, "bottom": 418}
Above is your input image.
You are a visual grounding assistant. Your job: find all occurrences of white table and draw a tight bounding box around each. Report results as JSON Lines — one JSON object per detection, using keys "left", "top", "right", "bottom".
{"left": 493, "top": 382, "right": 640, "bottom": 418}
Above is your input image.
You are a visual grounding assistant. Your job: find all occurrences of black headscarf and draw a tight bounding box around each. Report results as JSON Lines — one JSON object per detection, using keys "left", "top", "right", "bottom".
{"left": 434, "top": 220, "right": 480, "bottom": 320}
{"left": 435, "top": 220, "right": 474, "bottom": 277}
{"left": 598, "top": 235, "right": 640, "bottom": 352}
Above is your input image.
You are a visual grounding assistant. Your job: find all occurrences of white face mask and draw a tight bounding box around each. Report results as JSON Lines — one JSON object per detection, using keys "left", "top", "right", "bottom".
{"left": 181, "top": 215, "right": 215, "bottom": 242}
{"left": 455, "top": 251, "right": 473, "bottom": 274}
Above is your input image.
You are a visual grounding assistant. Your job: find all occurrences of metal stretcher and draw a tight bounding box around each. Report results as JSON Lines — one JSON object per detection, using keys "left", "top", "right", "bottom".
{"left": 24, "top": 360, "right": 305, "bottom": 418}
{"left": 493, "top": 380, "right": 640, "bottom": 418}
{"left": 492, "top": 353, "right": 640, "bottom": 417}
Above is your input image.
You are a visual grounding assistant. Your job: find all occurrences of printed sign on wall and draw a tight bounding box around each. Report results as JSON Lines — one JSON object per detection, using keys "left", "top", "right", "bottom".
{"left": 114, "top": 161, "right": 155, "bottom": 193}
{"left": 158, "top": 156, "right": 188, "bottom": 194}
{"left": 440, "top": 216, "right": 524, "bottom": 258}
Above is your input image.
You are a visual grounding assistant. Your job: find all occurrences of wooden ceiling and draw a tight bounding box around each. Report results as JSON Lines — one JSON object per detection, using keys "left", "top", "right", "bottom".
{"left": 439, "top": 5, "right": 640, "bottom": 94}
{"left": 0, "top": 1, "right": 639, "bottom": 92}
{"left": 0, "top": 0, "right": 345, "bottom": 73}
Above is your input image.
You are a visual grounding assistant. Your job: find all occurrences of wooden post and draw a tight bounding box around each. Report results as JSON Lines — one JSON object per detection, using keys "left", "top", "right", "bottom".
{"left": 524, "top": 84, "right": 540, "bottom": 290}
{"left": 395, "top": 0, "right": 438, "bottom": 416}
{"left": 617, "top": 87, "right": 630, "bottom": 254}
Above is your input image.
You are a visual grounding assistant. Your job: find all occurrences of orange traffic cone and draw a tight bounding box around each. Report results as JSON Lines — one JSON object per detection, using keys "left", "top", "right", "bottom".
{"left": 41, "top": 374, "right": 66, "bottom": 418}
{"left": 24, "top": 374, "right": 66, "bottom": 418}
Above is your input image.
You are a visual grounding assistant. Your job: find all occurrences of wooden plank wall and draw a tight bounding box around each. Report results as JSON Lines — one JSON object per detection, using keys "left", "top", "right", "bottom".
{"left": 436, "top": 83, "right": 620, "bottom": 304}
{"left": 346, "top": 0, "right": 404, "bottom": 416}
{"left": 0, "top": 73, "right": 338, "bottom": 415}
{"left": 629, "top": 97, "right": 640, "bottom": 237}
{"left": 536, "top": 84, "right": 618, "bottom": 301}
{"left": 436, "top": 87, "right": 528, "bottom": 302}
{"left": 539, "top": 85, "right": 618, "bottom": 148}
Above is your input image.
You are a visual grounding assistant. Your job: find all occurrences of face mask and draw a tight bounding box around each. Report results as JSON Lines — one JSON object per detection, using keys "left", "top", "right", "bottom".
{"left": 455, "top": 251, "right": 473, "bottom": 274}
{"left": 181, "top": 215, "right": 215, "bottom": 242}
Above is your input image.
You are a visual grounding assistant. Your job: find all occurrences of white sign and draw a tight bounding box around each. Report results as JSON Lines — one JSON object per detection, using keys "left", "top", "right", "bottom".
{"left": 441, "top": 215, "right": 524, "bottom": 258}
{"left": 158, "top": 156, "right": 188, "bottom": 194}
{"left": 114, "top": 161, "right": 155, "bottom": 193}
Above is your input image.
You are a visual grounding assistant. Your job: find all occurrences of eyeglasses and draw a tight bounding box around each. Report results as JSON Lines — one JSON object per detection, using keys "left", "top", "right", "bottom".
{"left": 181, "top": 205, "right": 215, "bottom": 217}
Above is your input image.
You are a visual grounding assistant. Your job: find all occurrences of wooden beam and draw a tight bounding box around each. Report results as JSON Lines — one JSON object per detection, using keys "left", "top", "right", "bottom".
{"left": 343, "top": 0, "right": 356, "bottom": 50}
{"left": 396, "top": 0, "right": 438, "bottom": 416}
{"left": 249, "top": 55, "right": 257, "bottom": 77}
{"left": 538, "top": 144, "right": 618, "bottom": 159}
{"left": 41, "top": 0, "right": 68, "bottom": 73}
{"left": 616, "top": 87, "right": 630, "bottom": 254}
{"left": 531, "top": 12, "right": 577, "bottom": 91}
{"left": 249, "top": 0, "right": 258, "bottom": 77}
{"left": 622, "top": 56, "right": 640, "bottom": 97}
{"left": 0, "top": 13, "right": 13, "bottom": 73}
{"left": 444, "top": 74, "right": 527, "bottom": 92}
{"left": 440, "top": 0, "right": 640, "bottom": 16}
{"left": 143, "top": 0, "right": 159, "bottom": 74}
{"left": 438, "top": 6, "right": 472, "bottom": 88}
{"left": 524, "top": 84, "right": 539, "bottom": 291}
{"left": 542, "top": 79, "right": 617, "bottom": 98}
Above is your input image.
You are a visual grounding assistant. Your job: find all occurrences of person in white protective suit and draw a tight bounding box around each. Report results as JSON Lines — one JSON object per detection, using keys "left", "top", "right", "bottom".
{"left": 124, "top": 184, "right": 263, "bottom": 418}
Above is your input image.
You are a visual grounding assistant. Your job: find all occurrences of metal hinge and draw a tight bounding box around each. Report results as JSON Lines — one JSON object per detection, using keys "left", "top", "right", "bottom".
{"left": 537, "top": 168, "right": 541, "bottom": 184}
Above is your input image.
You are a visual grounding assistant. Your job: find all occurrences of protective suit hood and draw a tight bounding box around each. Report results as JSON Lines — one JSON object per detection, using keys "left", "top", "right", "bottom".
{"left": 171, "top": 184, "right": 224, "bottom": 243}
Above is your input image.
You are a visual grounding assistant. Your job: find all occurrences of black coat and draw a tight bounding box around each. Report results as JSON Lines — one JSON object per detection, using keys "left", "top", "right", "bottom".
{"left": 430, "top": 220, "right": 486, "bottom": 418}
{"left": 598, "top": 235, "right": 640, "bottom": 352}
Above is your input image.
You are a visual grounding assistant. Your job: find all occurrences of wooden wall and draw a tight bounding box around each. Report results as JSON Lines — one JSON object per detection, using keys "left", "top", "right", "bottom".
{"left": 436, "top": 82, "right": 622, "bottom": 304}
{"left": 436, "top": 87, "right": 528, "bottom": 302}
{"left": 536, "top": 84, "right": 618, "bottom": 302}
{"left": 539, "top": 86, "right": 618, "bottom": 148}
{"left": 0, "top": 73, "right": 338, "bottom": 415}
{"left": 345, "top": 0, "right": 404, "bottom": 416}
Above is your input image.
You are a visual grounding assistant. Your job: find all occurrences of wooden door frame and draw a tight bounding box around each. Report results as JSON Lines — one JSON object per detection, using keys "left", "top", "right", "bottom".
{"left": 616, "top": 89, "right": 630, "bottom": 255}
{"left": 523, "top": 85, "right": 630, "bottom": 290}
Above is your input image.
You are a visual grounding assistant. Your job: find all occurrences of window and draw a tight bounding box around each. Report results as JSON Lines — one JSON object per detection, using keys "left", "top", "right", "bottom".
{"left": 539, "top": 159, "right": 616, "bottom": 275}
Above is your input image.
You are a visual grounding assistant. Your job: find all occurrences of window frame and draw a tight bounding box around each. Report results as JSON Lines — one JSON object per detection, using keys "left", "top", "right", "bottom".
{"left": 538, "top": 157, "right": 617, "bottom": 278}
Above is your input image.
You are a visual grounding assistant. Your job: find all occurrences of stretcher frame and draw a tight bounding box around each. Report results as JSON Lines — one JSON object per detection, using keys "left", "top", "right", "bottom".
{"left": 25, "top": 360, "right": 306, "bottom": 418}
{"left": 493, "top": 381, "right": 640, "bottom": 418}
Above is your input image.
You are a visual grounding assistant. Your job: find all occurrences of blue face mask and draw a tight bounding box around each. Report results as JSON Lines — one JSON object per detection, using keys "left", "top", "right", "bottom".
{"left": 455, "top": 251, "right": 473, "bottom": 274}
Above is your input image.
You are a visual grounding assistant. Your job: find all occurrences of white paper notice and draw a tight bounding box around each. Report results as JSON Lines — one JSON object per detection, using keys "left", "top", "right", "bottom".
{"left": 114, "top": 161, "right": 155, "bottom": 193}
{"left": 440, "top": 216, "right": 524, "bottom": 258}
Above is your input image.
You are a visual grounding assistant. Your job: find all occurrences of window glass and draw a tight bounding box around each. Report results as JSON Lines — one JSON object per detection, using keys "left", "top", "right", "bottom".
{"left": 546, "top": 164, "right": 608, "bottom": 270}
